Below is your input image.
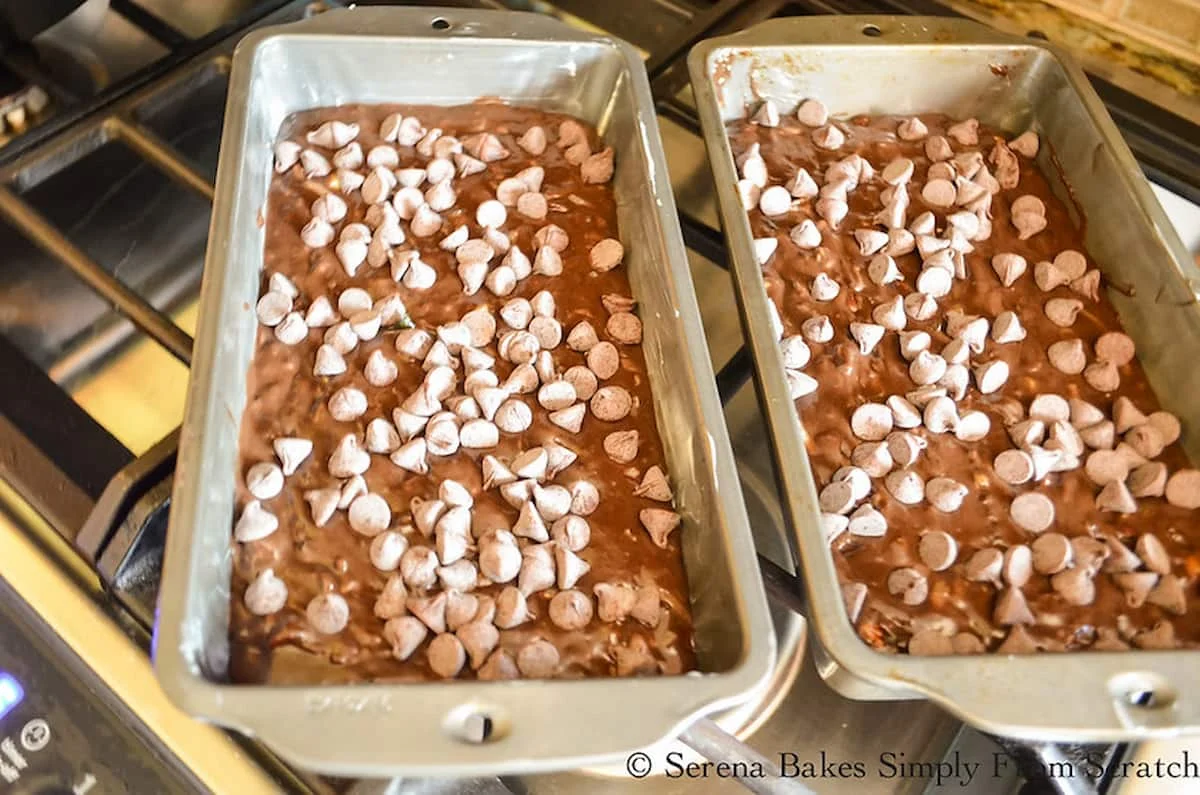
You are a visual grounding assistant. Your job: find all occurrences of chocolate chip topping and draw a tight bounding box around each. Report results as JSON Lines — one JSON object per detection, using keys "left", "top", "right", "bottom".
{"left": 730, "top": 111, "right": 1199, "bottom": 654}
{"left": 229, "top": 103, "right": 693, "bottom": 683}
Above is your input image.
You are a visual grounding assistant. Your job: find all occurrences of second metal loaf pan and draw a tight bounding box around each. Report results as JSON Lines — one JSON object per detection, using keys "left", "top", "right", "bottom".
{"left": 689, "top": 15, "right": 1200, "bottom": 741}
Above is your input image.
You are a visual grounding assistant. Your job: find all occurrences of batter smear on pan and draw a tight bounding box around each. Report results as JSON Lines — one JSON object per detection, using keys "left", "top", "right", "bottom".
{"left": 229, "top": 102, "right": 694, "bottom": 683}
{"left": 729, "top": 99, "right": 1200, "bottom": 655}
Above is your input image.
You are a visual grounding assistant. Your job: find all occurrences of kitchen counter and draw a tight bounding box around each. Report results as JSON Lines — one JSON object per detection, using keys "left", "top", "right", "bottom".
{"left": 944, "top": 0, "right": 1200, "bottom": 125}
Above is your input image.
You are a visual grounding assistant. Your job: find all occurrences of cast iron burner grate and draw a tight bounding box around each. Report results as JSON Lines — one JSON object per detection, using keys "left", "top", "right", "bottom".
{"left": 0, "top": 0, "right": 1193, "bottom": 793}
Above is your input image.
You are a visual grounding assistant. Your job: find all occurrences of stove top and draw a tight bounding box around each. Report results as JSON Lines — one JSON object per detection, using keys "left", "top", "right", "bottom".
{"left": 0, "top": 1, "right": 1195, "bottom": 794}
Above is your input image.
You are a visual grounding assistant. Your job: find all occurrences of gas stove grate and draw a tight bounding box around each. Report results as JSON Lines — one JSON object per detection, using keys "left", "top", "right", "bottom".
{"left": 0, "top": 0, "right": 297, "bottom": 163}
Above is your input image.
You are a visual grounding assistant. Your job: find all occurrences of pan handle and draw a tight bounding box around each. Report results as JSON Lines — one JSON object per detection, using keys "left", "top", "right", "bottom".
{"left": 706, "top": 14, "right": 1035, "bottom": 49}
{"left": 155, "top": 670, "right": 777, "bottom": 777}
{"left": 1107, "top": 670, "right": 1191, "bottom": 733}
{"left": 679, "top": 718, "right": 816, "bottom": 795}
{"left": 246, "top": 4, "right": 603, "bottom": 45}
{"left": 904, "top": 659, "right": 1200, "bottom": 740}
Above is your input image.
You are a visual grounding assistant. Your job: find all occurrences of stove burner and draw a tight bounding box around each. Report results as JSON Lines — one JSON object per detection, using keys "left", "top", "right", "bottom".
{"left": 0, "top": 1, "right": 88, "bottom": 45}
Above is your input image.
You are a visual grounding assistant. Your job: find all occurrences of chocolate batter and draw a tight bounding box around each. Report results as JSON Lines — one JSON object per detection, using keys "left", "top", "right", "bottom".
{"left": 729, "top": 111, "right": 1200, "bottom": 654}
{"left": 229, "top": 103, "right": 694, "bottom": 683}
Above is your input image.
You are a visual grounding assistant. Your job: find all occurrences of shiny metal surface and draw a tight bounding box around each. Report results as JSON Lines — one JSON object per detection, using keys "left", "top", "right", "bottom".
{"left": 0, "top": 182, "right": 193, "bottom": 363}
{"left": 677, "top": 718, "right": 812, "bottom": 795}
{"left": 0, "top": 2, "right": 298, "bottom": 382}
{"left": 0, "top": 60, "right": 224, "bottom": 376}
{"left": 689, "top": 15, "right": 1200, "bottom": 741}
{"left": 33, "top": 0, "right": 169, "bottom": 91}
{"left": 158, "top": 5, "right": 776, "bottom": 776}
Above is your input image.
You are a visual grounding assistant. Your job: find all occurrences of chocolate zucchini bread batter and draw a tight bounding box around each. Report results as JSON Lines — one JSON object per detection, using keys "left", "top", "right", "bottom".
{"left": 230, "top": 102, "right": 694, "bottom": 683}
{"left": 730, "top": 102, "right": 1200, "bottom": 654}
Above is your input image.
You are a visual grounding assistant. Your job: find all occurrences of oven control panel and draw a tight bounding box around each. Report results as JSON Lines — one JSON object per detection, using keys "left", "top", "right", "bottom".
{"left": 0, "top": 576, "right": 201, "bottom": 794}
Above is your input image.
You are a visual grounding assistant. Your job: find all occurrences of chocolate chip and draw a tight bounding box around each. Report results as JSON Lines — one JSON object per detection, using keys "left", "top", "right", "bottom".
{"left": 1003, "top": 545, "right": 1033, "bottom": 586}
{"left": 383, "top": 616, "right": 427, "bottom": 661}
{"left": 801, "top": 314, "right": 834, "bottom": 343}
{"left": 1070, "top": 535, "right": 1110, "bottom": 574}
{"left": 1083, "top": 359, "right": 1120, "bottom": 392}
{"left": 589, "top": 238, "right": 624, "bottom": 272}
{"left": 887, "top": 395, "right": 923, "bottom": 429}
{"left": 1132, "top": 621, "right": 1176, "bottom": 650}
{"left": 1113, "top": 572, "right": 1159, "bottom": 608}
{"left": 819, "top": 481, "right": 857, "bottom": 515}
{"left": 1136, "top": 533, "right": 1172, "bottom": 575}
{"left": 796, "top": 98, "right": 829, "bottom": 127}
{"left": 918, "top": 531, "right": 958, "bottom": 570}
{"left": 904, "top": 292, "right": 938, "bottom": 321}
{"left": 991, "top": 252, "right": 1027, "bottom": 286}
{"left": 965, "top": 548, "right": 1003, "bottom": 582}
{"left": 886, "top": 432, "right": 925, "bottom": 467}
{"left": 1028, "top": 394, "right": 1070, "bottom": 423}
{"left": 1078, "top": 421, "right": 1115, "bottom": 451}
{"left": 849, "top": 322, "right": 886, "bottom": 355}
{"left": 1031, "top": 533, "right": 1073, "bottom": 574}
{"left": 1047, "top": 339, "right": 1086, "bottom": 375}
{"left": 1084, "top": 450, "right": 1129, "bottom": 485}
{"left": 1095, "top": 331, "right": 1135, "bottom": 366}
{"left": 833, "top": 466, "right": 872, "bottom": 501}
{"left": 923, "top": 396, "right": 958, "bottom": 434}
{"left": 840, "top": 582, "right": 868, "bottom": 623}
{"left": 997, "top": 625, "right": 1039, "bottom": 653}
{"left": 887, "top": 567, "right": 928, "bottom": 606}
{"left": 244, "top": 570, "right": 288, "bottom": 616}
{"left": 885, "top": 469, "right": 925, "bottom": 505}
{"left": 1165, "top": 469, "right": 1200, "bottom": 509}
{"left": 974, "top": 360, "right": 1009, "bottom": 394}
{"left": 1068, "top": 398, "right": 1104, "bottom": 428}
{"left": 848, "top": 504, "right": 887, "bottom": 537}
{"left": 1044, "top": 297, "right": 1083, "bottom": 327}
{"left": 1050, "top": 567, "right": 1095, "bottom": 606}
{"left": 516, "top": 639, "right": 561, "bottom": 678}
{"left": 1125, "top": 423, "right": 1165, "bottom": 459}
{"left": 822, "top": 513, "right": 849, "bottom": 544}
{"left": 1011, "top": 492, "right": 1055, "bottom": 533}
{"left": 922, "top": 179, "right": 956, "bottom": 207}
{"left": 850, "top": 402, "right": 894, "bottom": 441}
{"left": 307, "top": 593, "right": 350, "bottom": 635}
{"left": 954, "top": 411, "right": 991, "bottom": 442}
{"left": 1008, "top": 419, "right": 1046, "bottom": 449}
{"left": 1147, "top": 575, "right": 1187, "bottom": 615}
{"left": 1142, "top": 412, "right": 1179, "bottom": 448}
{"left": 909, "top": 351, "right": 947, "bottom": 386}
{"left": 851, "top": 442, "right": 894, "bottom": 478}
{"left": 993, "top": 587, "right": 1035, "bottom": 626}
{"left": 951, "top": 633, "right": 986, "bottom": 655}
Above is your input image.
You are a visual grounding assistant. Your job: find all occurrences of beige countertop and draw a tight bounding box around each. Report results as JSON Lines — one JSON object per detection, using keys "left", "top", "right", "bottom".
{"left": 946, "top": 0, "right": 1200, "bottom": 124}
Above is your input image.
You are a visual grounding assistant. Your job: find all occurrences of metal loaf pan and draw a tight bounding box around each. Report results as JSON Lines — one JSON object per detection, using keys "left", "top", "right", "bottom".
{"left": 156, "top": 6, "right": 775, "bottom": 777}
{"left": 688, "top": 16, "right": 1200, "bottom": 741}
